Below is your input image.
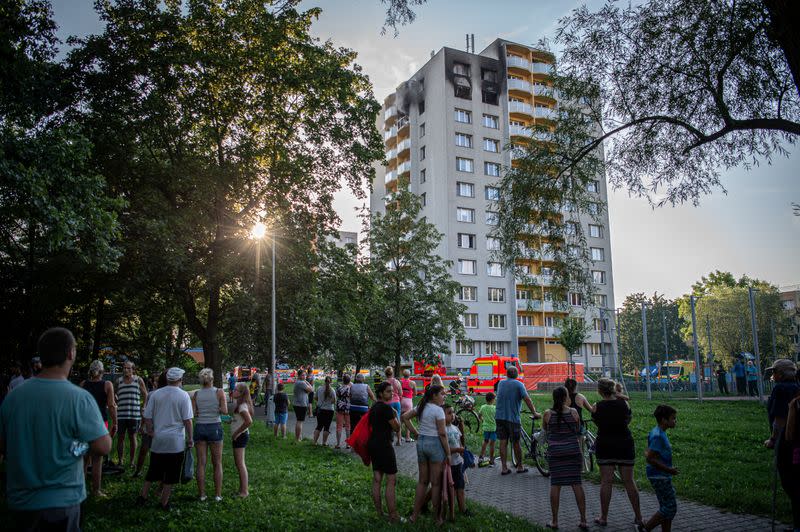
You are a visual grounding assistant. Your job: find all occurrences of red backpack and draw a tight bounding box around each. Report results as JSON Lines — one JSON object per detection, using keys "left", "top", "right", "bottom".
{"left": 346, "top": 411, "right": 373, "bottom": 465}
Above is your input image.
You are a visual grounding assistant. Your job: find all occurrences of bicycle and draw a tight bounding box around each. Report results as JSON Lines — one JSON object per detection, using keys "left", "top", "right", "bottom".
{"left": 510, "top": 414, "right": 549, "bottom": 477}
{"left": 583, "top": 420, "right": 621, "bottom": 481}
{"left": 449, "top": 394, "right": 481, "bottom": 434}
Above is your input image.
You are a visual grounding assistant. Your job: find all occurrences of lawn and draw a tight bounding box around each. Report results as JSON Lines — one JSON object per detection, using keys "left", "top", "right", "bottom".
{"left": 1, "top": 420, "right": 542, "bottom": 531}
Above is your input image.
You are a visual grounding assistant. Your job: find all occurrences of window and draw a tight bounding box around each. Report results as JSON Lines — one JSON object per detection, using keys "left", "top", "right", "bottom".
{"left": 481, "top": 68, "right": 498, "bottom": 82}
{"left": 453, "top": 62, "right": 470, "bottom": 76}
{"left": 455, "top": 340, "right": 474, "bottom": 356}
{"left": 486, "top": 237, "right": 500, "bottom": 251}
{"left": 420, "top": 192, "right": 426, "bottom": 206}
{"left": 419, "top": 146, "right": 426, "bottom": 160}
{"left": 485, "top": 211, "right": 499, "bottom": 225}
{"left": 517, "top": 264, "right": 530, "bottom": 275}
{"left": 487, "top": 262, "right": 504, "bottom": 277}
{"left": 454, "top": 108, "right": 472, "bottom": 123}
{"left": 563, "top": 200, "right": 576, "bottom": 212}
{"left": 488, "top": 314, "right": 506, "bottom": 329}
{"left": 418, "top": 100, "right": 425, "bottom": 114}
{"left": 485, "top": 341, "right": 504, "bottom": 355}
{"left": 458, "top": 233, "right": 476, "bottom": 249}
{"left": 456, "top": 157, "right": 474, "bottom": 172}
{"left": 484, "top": 162, "right": 500, "bottom": 177}
{"left": 483, "top": 114, "right": 499, "bottom": 129}
{"left": 590, "top": 343, "right": 601, "bottom": 357}
{"left": 593, "top": 318, "right": 609, "bottom": 332}
{"left": 458, "top": 259, "right": 476, "bottom": 275}
{"left": 419, "top": 123, "right": 425, "bottom": 137}
{"left": 587, "top": 202, "right": 600, "bottom": 215}
{"left": 420, "top": 169, "right": 426, "bottom": 184}
{"left": 483, "top": 138, "right": 499, "bottom": 152}
{"left": 457, "top": 207, "right": 475, "bottom": 223}
{"left": 587, "top": 180, "right": 599, "bottom": 193}
{"left": 593, "top": 294, "right": 608, "bottom": 307}
{"left": 461, "top": 313, "right": 478, "bottom": 328}
{"left": 545, "top": 316, "right": 555, "bottom": 327}
{"left": 482, "top": 89, "right": 498, "bottom": 105}
{"left": 592, "top": 270, "right": 606, "bottom": 284}
{"left": 590, "top": 247, "right": 605, "bottom": 261}
{"left": 485, "top": 186, "right": 500, "bottom": 201}
{"left": 459, "top": 286, "right": 477, "bottom": 301}
{"left": 488, "top": 287, "right": 506, "bottom": 302}
{"left": 517, "top": 315, "right": 533, "bottom": 326}
{"left": 569, "top": 293, "right": 583, "bottom": 306}
{"left": 455, "top": 133, "right": 473, "bottom": 148}
{"left": 565, "top": 221, "right": 579, "bottom": 236}
{"left": 588, "top": 224, "right": 603, "bottom": 238}
{"left": 456, "top": 182, "right": 474, "bottom": 197}
{"left": 569, "top": 245, "right": 581, "bottom": 257}
{"left": 516, "top": 289, "right": 530, "bottom": 300}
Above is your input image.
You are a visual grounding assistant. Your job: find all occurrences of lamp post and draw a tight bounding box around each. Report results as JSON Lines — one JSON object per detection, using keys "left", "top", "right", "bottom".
{"left": 690, "top": 295, "right": 703, "bottom": 401}
{"left": 641, "top": 301, "right": 652, "bottom": 400}
{"left": 251, "top": 222, "right": 277, "bottom": 396}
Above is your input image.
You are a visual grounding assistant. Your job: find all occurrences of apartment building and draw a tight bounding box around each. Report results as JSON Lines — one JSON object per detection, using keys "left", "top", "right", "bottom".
{"left": 780, "top": 285, "right": 800, "bottom": 361}
{"left": 370, "top": 39, "right": 616, "bottom": 372}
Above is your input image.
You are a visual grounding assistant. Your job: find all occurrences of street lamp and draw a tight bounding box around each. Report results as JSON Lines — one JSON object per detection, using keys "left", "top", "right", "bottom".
{"left": 251, "top": 222, "right": 276, "bottom": 398}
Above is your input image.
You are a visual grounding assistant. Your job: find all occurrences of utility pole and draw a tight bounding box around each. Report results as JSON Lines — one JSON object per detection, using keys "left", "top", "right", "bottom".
{"left": 706, "top": 316, "right": 714, "bottom": 393}
{"left": 641, "top": 302, "right": 652, "bottom": 400}
{"left": 770, "top": 317, "right": 777, "bottom": 363}
{"left": 690, "top": 296, "right": 703, "bottom": 401}
{"left": 662, "top": 310, "right": 671, "bottom": 397}
{"left": 748, "top": 287, "right": 765, "bottom": 402}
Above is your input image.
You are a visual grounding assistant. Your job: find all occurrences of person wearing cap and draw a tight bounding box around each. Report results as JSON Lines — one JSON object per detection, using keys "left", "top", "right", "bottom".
{"left": 137, "top": 367, "right": 193, "bottom": 511}
{"left": 764, "top": 358, "right": 800, "bottom": 530}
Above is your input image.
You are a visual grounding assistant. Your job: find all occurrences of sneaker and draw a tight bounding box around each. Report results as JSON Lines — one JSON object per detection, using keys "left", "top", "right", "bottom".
{"left": 199, "top": 495, "right": 208, "bottom": 502}
{"left": 214, "top": 496, "right": 223, "bottom": 502}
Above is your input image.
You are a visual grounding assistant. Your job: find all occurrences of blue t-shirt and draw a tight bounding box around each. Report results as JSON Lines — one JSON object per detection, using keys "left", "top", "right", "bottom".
{"left": 746, "top": 365, "right": 758, "bottom": 381}
{"left": 732, "top": 362, "right": 745, "bottom": 377}
{"left": 495, "top": 378, "right": 529, "bottom": 424}
{"left": 0, "top": 377, "right": 108, "bottom": 510}
{"left": 646, "top": 426, "right": 673, "bottom": 479}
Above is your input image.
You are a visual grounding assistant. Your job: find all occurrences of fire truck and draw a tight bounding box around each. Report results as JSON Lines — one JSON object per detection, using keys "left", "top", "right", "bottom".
{"left": 467, "top": 355, "right": 523, "bottom": 394}
{"left": 410, "top": 359, "right": 452, "bottom": 394}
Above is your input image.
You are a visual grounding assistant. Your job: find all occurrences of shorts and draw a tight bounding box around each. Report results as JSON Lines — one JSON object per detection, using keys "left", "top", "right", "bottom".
{"left": 401, "top": 397, "right": 413, "bottom": 412}
{"left": 416, "top": 435, "right": 445, "bottom": 463}
{"left": 233, "top": 431, "right": 250, "bottom": 449}
{"left": 451, "top": 464, "right": 465, "bottom": 489}
{"left": 145, "top": 451, "right": 184, "bottom": 485}
{"left": 336, "top": 411, "right": 350, "bottom": 432}
{"left": 390, "top": 401, "right": 401, "bottom": 420}
{"left": 118, "top": 418, "right": 140, "bottom": 435}
{"left": 15, "top": 504, "right": 81, "bottom": 532}
{"left": 275, "top": 412, "right": 288, "bottom": 425}
{"left": 483, "top": 431, "right": 497, "bottom": 441}
{"left": 293, "top": 405, "right": 307, "bottom": 421}
{"left": 368, "top": 440, "right": 398, "bottom": 474}
{"left": 315, "top": 409, "right": 334, "bottom": 432}
{"left": 194, "top": 422, "right": 223, "bottom": 442}
{"left": 649, "top": 477, "right": 677, "bottom": 520}
{"left": 496, "top": 419, "right": 522, "bottom": 442}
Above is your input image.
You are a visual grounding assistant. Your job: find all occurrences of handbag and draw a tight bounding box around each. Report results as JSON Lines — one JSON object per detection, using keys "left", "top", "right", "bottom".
{"left": 463, "top": 448, "right": 476, "bottom": 469}
{"left": 346, "top": 410, "right": 373, "bottom": 465}
{"left": 181, "top": 447, "right": 194, "bottom": 484}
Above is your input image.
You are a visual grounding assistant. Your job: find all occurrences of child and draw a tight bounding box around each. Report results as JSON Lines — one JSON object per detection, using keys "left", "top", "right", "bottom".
{"left": 443, "top": 405, "right": 468, "bottom": 521}
{"left": 273, "top": 382, "right": 289, "bottom": 438}
{"left": 639, "top": 405, "right": 678, "bottom": 532}
{"left": 478, "top": 392, "right": 497, "bottom": 466}
{"left": 615, "top": 381, "right": 630, "bottom": 402}
{"left": 231, "top": 382, "right": 254, "bottom": 498}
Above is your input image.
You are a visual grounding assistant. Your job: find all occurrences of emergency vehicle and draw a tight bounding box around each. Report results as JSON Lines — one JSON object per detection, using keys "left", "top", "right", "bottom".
{"left": 410, "top": 359, "right": 452, "bottom": 393}
{"left": 233, "top": 366, "right": 259, "bottom": 381}
{"left": 466, "top": 355, "right": 523, "bottom": 394}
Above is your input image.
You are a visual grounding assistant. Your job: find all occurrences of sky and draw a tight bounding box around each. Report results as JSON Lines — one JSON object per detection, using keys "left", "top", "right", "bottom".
{"left": 50, "top": 0, "right": 800, "bottom": 305}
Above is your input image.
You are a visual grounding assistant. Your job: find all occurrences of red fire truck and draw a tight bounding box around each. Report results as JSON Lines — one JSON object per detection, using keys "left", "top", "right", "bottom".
{"left": 410, "top": 359, "right": 450, "bottom": 394}
{"left": 467, "top": 355, "right": 524, "bottom": 395}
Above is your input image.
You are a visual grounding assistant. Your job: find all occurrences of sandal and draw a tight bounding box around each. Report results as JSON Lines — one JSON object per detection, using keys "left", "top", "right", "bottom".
{"left": 501, "top": 469, "right": 512, "bottom": 475}
{"left": 578, "top": 523, "right": 589, "bottom": 531}
{"left": 516, "top": 467, "right": 529, "bottom": 474}
{"left": 594, "top": 518, "right": 608, "bottom": 527}
{"left": 546, "top": 523, "right": 558, "bottom": 530}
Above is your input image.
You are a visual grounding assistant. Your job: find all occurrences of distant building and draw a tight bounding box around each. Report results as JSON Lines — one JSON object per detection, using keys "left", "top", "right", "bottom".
{"left": 329, "top": 230, "right": 358, "bottom": 248}
{"left": 780, "top": 285, "right": 800, "bottom": 361}
{"left": 370, "top": 38, "right": 616, "bottom": 372}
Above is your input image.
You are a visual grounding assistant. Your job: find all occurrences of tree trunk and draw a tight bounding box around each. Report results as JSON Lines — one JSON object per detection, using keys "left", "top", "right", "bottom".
{"left": 764, "top": 0, "right": 800, "bottom": 98}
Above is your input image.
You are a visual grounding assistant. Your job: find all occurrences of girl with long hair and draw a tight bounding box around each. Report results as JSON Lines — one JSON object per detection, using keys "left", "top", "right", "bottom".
{"left": 313, "top": 375, "right": 337, "bottom": 445}
{"left": 231, "top": 382, "right": 253, "bottom": 497}
{"left": 368, "top": 381, "right": 402, "bottom": 522}
{"left": 384, "top": 367, "right": 403, "bottom": 446}
{"left": 192, "top": 368, "right": 227, "bottom": 501}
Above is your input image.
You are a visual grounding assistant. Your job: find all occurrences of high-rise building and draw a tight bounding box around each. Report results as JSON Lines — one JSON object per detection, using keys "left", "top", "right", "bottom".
{"left": 370, "top": 39, "right": 616, "bottom": 372}
{"left": 780, "top": 285, "right": 800, "bottom": 361}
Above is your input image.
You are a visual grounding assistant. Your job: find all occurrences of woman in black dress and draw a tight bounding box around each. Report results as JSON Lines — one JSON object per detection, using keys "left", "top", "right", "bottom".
{"left": 368, "top": 381, "right": 402, "bottom": 523}
{"left": 591, "top": 378, "right": 642, "bottom": 527}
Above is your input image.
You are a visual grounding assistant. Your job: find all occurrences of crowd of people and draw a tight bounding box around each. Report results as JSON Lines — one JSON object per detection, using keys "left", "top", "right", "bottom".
{"left": 2, "top": 328, "right": 799, "bottom": 532}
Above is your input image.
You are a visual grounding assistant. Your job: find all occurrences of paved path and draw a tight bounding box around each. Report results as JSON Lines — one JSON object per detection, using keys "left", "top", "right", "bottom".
{"left": 249, "top": 405, "right": 779, "bottom": 532}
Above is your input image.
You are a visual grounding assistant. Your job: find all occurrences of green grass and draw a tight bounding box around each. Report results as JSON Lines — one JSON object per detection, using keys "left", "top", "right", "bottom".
{"left": 1, "top": 420, "right": 541, "bottom": 531}
{"left": 454, "top": 390, "right": 786, "bottom": 522}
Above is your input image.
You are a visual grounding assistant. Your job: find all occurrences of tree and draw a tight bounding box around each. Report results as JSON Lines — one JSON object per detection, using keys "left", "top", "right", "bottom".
{"left": 678, "top": 272, "right": 790, "bottom": 367}
{"left": 555, "top": 0, "right": 798, "bottom": 206}
{"left": 556, "top": 312, "right": 590, "bottom": 377}
{"left": 617, "top": 293, "right": 689, "bottom": 372}
{"left": 70, "top": 0, "right": 383, "bottom": 385}
{"left": 368, "top": 189, "right": 466, "bottom": 375}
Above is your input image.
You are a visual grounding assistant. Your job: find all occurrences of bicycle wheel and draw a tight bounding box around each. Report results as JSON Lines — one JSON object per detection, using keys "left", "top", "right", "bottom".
{"left": 532, "top": 435, "right": 550, "bottom": 477}
{"left": 457, "top": 408, "right": 480, "bottom": 434}
{"left": 510, "top": 431, "right": 531, "bottom": 468}
{"left": 582, "top": 432, "right": 595, "bottom": 473}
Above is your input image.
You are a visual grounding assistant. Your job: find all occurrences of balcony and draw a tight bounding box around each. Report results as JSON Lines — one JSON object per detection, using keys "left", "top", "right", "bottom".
{"left": 396, "top": 115, "right": 409, "bottom": 131}
{"left": 516, "top": 299, "right": 565, "bottom": 312}
{"left": 517, "top": 325, "right": 560, "bottom": 338}
{"left": 506, "top": 55, "right": 530, "bottom": 70}
{"left": 396, "top": 160, "right": 411, "bottom": 175}
{"left": 384, "top": 170, "right": 396, "bottom": 184}
{"left": 509, "top": 101, "right": 534, "bottom": 117}
{"left": 533, "top": 84, "right": 554, "bottom": 98}
{"left": 384, "top": 105, "right": 397, "bottom": 122}
{"left": 384, "top": 126, "right": 398, "bottom": 142}
{"left": 509, "top": 124, "right": 530, "bottom": 137}
{"left": 508, "top": 78, "right": 532, "bottom": 93}
{"left": 534, "top": 106, "right": 556, "bottom": 120}
{"left": 531, "top": 62, "right": 553, "bottom": 75}
{"left": 396, "top": 138, "right": 411, "bottom": 155}
{"left": 385, "top": 148, "right": 397, "bottom": 161}
{"left": 532, "top": 129, "right": 554, "bottom": 142}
